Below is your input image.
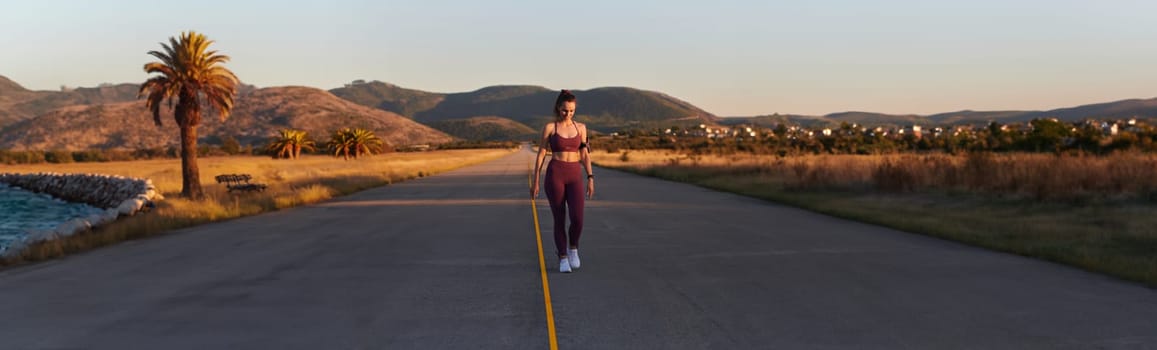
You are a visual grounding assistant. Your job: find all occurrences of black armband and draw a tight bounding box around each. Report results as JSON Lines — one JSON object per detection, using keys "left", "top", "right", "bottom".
{"left": 579, "top": 142, "right": 588, "bottom": 150}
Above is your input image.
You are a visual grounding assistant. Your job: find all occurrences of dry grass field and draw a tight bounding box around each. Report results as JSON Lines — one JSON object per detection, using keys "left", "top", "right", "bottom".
{"left": 2, "top": 148, "right": 514, "bottom": 266}
{"left": 593, "top": 150, "right": 1157, "bottom": 287}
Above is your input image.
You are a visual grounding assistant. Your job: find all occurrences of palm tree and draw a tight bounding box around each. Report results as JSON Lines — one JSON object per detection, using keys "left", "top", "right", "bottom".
{"left": 326, "top": 128, "right": 384, "bottom": 160}
{"left": 139, "top": 31, "right": 238, "bottom": 199}
{"left": 266, "top": 129, "right": 315, "bottom": 159}
{"left": 348, "top": 128, "right": 384, "bottom": 159}
{"left": 327, "top": 128, "right": 356, "bottom": 160}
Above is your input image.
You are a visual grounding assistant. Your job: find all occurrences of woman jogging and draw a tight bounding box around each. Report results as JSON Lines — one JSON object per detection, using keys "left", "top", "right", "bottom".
{"left": 531, "top": 89, "right": 595, "bottom": 273}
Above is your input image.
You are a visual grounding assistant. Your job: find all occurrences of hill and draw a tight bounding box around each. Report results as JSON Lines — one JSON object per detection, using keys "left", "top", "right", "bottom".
{"left": 925, "top": 110, "right": 1033, "bottom": 125}
{"left": 1010, "top": 98, "right": 1157, "bottom": 123}
{"left": 721, "top": 114, "right": 831, "bottom": 128}
{"left": 330, "top": 83, "right": 719, "bottom": 132}
{"left": 726, "top": 97, "right": 1157, "bottom": 127}
{"left": 8, "top": 74, "right": 1157, "bottom": 145}
{"left": 824, "top": 111, "right": 924, "bottom": 125}
{"left": 0, "top": 75, "right": 45, "bottom": 126}
{"left": 923, "top": 99, "right": 1157, "bottom": 125}
{"left": 0, "top": 76, "right": 263, "bottom": 129}
{"left": 427, "top": 116, "right": 538, "bottom": 142}
{"left": 726, "top": 112, "right": 925, "bottom": 128}
{"left": 0, "top": 86, "right": 454, "bottom": 151}
{"left": 413, "top": 85, "right": 554, "bottom": 124}
{"left": 220, "top": 86, "right": 454, "bottom": 147}
{"left": 0, "top": 76, "right": 141, "bottom": 127}
{"left": 329, "top": 81, "right": 444, "bottom": 118}
{"left": 0, "top": 75, "right": 26, "bottom": 95}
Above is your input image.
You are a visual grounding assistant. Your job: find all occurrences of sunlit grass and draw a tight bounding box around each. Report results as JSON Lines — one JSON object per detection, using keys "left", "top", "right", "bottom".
{"left": 2, "top": 148, "right": 514, "bottom": 267}
{"left": 597, "top": 150, "right": 1157, "bottom": 199}
{"left": 273, "top": 184, "right": 333, "bottom": 209}
{"left": 593, "top": 150, "right": 1157, "bottom": 287}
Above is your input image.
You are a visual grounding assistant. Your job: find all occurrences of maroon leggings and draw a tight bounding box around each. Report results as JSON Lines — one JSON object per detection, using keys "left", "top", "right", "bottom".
{"left": 544, "top": 160, "right": 585, "bottom": 257}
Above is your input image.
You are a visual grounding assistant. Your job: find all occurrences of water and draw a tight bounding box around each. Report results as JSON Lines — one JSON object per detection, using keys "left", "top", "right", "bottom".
{"left": 0, "top": 184, "right": 104, "bottom": 255}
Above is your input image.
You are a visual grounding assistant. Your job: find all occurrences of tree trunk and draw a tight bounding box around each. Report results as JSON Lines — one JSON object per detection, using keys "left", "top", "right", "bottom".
{"left": 177, "top": 109, "right": 203, "bottom": 199}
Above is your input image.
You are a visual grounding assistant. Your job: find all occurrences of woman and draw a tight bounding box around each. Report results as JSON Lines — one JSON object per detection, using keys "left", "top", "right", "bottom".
{"left": 531, "top": 89, "right": 594, "bottom": 273}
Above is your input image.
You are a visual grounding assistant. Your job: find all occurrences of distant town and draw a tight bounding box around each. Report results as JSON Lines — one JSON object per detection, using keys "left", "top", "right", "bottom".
{"left": 600, "top": 117, "right": 1156, "bottom": 155}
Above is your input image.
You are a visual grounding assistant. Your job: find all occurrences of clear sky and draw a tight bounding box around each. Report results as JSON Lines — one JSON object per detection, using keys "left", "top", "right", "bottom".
{"left": 2, "top": 0, "right": 1156, "bottom": 116}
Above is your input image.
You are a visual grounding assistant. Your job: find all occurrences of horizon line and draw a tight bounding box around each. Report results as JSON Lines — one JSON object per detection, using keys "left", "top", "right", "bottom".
{"left": 4, "top": 74, "right": 1156, "bottom": 119}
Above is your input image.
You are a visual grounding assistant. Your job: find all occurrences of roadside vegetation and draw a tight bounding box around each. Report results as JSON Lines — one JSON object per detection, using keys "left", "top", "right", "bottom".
{"left": 593, "top": 150, "right": 1157, "bottom": 287}
{"left": 597, "top": 117, "right": 1157, "bottom": 156}
{"left": 1, "top": 148, "right": 514, "bottom": 267}
{"left": 0, "top": 137, "right": 516, "bottom": 165}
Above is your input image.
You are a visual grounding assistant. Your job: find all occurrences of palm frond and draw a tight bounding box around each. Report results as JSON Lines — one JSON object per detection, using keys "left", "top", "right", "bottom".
{"left": 140, "top": 30, "right": 238, "bottom": 127}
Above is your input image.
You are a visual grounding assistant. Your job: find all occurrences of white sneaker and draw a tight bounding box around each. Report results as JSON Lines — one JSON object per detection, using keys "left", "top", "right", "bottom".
{"left": 559, "top": 258, "right": 572, "bottom": 273}
{"left": 568, "top": 249, "right": 581, "bottom": 269}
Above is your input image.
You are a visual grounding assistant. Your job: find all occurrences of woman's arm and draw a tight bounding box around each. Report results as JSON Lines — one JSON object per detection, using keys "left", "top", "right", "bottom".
{"left": 531, "top": 124, "right": 552, "bottom": 198}
{"left": 580, "top": 124, "right": 594, "bottom": 199}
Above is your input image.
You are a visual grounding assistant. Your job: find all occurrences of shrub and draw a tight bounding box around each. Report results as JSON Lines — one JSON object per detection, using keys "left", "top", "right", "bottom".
{"left": 44, "top": 150, "right": 75, "bottom": 164}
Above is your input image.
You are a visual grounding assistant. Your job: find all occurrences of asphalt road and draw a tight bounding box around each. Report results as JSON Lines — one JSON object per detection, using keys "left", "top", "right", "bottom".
{"left": 1, "top": 146, "right": 1155, "bottom": 349}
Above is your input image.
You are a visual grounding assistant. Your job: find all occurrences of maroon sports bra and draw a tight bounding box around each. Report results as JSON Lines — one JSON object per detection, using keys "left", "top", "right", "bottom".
{"left": 549, "top": 122, "right": 581, "bottom": 153}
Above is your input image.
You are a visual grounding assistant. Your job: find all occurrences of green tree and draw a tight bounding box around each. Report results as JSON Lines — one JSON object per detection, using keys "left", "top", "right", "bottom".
{"left": 1070, "top": 123, "right": 1104, "bottom": 154}
{"left": 1023, "top": 118, "right": 1071, "bottom": 153}
{"left": 139, "top": 31, "right": 239, "bottom": 199}
{"left": 221, "top": 135, "right": 242, "bottom": 155}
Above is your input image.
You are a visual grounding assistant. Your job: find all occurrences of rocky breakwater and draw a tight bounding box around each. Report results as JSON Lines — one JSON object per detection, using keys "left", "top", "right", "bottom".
{"left": 0, "top": 173, "right": 164, "bottom": 257}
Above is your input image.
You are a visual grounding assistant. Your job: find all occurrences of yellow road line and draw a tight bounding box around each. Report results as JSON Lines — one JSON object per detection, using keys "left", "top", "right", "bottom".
{"left": 529, "top": 156, "right": 560, "bottom": 350}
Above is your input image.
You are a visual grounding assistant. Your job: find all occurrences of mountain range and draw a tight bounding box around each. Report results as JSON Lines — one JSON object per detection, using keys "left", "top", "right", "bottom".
{"left": 0, "top": 79, "right": 452, "bottom": 151}
{"left": 0, "top": 76, "right": 139, "bottom": 127}
{"left": 329, "top": 81, "right": 719, "bottom": 131}
{"left": 1, "top": 74, "right": 1156, "bottom": 150}
{"left": 728, "top": 99, "right": 1157, "bottom": 129}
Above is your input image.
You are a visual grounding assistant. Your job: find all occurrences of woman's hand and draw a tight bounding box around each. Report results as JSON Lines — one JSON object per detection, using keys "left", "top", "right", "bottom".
{"left": 586, "top": 178, "right": 595, "bottom": 199}
{"left": 531, "top": 180, "right": 540, "bottom": 198}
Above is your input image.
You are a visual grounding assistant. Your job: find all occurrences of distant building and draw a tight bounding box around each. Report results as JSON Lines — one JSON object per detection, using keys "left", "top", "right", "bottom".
{"left": 400, "top": 144, "right": 430, "bottom": 151}
{"left": 902, "top": 125, "right": 923, "bottom": 139}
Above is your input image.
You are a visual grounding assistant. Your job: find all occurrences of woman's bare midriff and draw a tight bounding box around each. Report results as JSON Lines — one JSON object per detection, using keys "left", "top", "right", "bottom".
{"left": 552, "top": 151, "right": 582, "bottom": 162}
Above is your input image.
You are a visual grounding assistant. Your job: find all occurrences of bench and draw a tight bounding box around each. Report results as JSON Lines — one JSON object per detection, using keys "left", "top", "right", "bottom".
{"left": 214, "top": 174, "right": 268, "bottom": 193}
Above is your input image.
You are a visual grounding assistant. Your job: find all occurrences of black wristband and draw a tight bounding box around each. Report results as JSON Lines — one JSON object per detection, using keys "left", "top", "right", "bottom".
{"left": 587, "top": 174, "right": 594, "bottom": 179}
